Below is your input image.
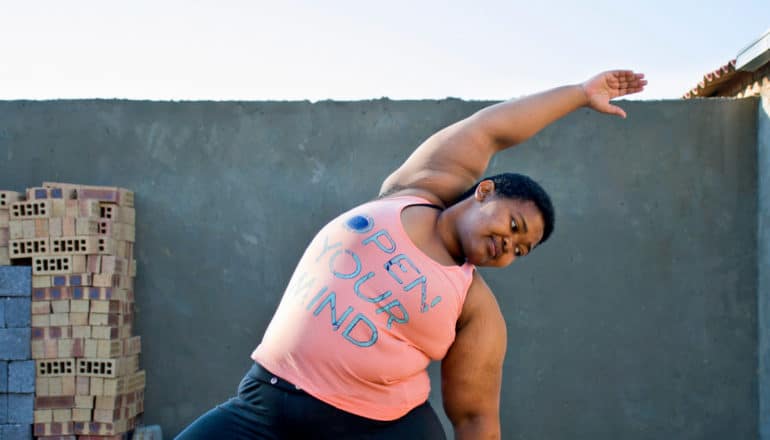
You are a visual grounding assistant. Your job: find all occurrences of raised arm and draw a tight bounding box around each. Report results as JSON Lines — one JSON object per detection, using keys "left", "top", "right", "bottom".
{"left": 380, "top": 70, "right": 646, "bottom": 206}
{"left": 442, "top": 272, "right": 507, "bottom": 439}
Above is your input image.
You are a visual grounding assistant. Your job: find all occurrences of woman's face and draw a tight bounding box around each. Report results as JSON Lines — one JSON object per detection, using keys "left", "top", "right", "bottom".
{"left": 457, "top": 184, "right": 545, "bottom": 268}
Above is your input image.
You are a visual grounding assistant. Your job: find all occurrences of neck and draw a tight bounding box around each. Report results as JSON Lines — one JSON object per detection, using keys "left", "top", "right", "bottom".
{"left": 436, "top": 200, "right": 467, "bottom": 265}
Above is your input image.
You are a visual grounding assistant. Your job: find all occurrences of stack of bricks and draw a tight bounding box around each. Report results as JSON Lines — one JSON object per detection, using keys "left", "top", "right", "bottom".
{"left": 7, "top": 183, "right": 145, "bottom": 439}
{"left": 0, "top": 266, "right": 35, "bottom": 439}
{"left": 1, "top": 191, "right": 22, "bottom": 265}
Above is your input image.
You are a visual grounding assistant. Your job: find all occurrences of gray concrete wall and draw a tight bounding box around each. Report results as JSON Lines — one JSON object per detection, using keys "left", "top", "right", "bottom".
{"left": 759, "top": 95, "right": 770, "bottom": 440}
{"left": 0, "top": 98, "right": 759, "bottom": 439}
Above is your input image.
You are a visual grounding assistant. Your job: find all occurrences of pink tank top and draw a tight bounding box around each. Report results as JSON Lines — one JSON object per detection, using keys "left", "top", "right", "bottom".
{"left": 251, "top": 196, "right": 475, "bottom": 420}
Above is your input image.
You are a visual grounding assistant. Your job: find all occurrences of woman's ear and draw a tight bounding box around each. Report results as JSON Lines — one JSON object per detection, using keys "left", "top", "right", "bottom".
{"left": 474, "top": 179, "right": 496, "bottom": 201}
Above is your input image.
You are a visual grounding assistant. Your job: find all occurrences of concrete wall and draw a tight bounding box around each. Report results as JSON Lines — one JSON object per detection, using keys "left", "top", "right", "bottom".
{"left": 759, "top": 95, "right": 770, "bottom": 440}
{"left": 0, "top": 98, "right": 759, "bottom": 439}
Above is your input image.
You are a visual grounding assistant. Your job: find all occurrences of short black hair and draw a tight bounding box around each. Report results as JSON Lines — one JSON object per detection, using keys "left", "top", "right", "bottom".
{"left": 458, "top": 172, "right": 555, "bottom": 246}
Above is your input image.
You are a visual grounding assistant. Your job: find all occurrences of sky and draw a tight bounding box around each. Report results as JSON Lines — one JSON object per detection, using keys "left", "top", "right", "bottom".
{"left": 0, "top": 0, "right": 768, "bottom": 101}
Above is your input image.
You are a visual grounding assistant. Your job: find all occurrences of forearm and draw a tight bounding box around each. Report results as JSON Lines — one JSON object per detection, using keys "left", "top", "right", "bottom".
{"left": 467, "top": 84, "right": 588, "bottom": 150}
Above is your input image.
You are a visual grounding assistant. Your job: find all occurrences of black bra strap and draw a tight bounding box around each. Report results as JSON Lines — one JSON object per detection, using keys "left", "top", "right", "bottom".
{"left": 408, "top": 203, "right": 443, "bottom": 211}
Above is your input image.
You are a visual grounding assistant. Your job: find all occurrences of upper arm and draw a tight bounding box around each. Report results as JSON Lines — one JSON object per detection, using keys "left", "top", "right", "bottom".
{"left": 442, "top": 271, "right": 507, "bottom": 439}
{"left": 380, "top": 116, "right": 500, "bottom": 206}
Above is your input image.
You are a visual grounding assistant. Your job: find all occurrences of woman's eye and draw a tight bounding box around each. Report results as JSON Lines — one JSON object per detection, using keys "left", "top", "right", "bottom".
{"left": 511, "top": 219, "right": 518, "bottom": 232}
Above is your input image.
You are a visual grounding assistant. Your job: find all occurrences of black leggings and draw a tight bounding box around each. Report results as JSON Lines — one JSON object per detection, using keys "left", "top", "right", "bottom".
{"left": 175, "top": 363, "right": 447, "bottom": 440}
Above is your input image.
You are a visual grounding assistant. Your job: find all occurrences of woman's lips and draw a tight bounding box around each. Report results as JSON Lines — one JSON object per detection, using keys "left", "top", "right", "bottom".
{"left": 488, "top": 237, "right": 497, "bottom": 258}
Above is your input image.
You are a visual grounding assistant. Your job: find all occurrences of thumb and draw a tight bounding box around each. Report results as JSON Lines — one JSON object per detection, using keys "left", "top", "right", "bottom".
{"left": 607, "top": 104, "right": 627, "bottom": 119}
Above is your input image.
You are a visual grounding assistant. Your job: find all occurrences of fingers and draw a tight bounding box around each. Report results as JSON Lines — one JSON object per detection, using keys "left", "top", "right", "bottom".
{"left": 610, "top": 105, "right": 627, "bottom": 119}
{"left": 611, "top": 71, "right": 647, "bottom": 96}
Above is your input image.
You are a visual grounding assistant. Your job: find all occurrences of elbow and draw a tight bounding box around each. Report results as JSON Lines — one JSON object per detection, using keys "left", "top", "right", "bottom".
{"left": 451, "top": 414, "right": 501, "bottom": 440}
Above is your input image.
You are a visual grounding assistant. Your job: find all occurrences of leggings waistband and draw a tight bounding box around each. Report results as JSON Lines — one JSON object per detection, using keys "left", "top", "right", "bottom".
{"left": 248, "top": 363, "right": 305, "bottom": 393}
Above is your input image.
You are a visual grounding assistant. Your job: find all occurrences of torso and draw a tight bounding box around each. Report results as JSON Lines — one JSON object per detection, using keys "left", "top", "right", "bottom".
{"left": 251, "top": 194, "right": 476, "bottom": 420}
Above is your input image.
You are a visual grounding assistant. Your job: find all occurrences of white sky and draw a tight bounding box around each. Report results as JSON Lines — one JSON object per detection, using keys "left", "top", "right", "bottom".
{"left": 1, "top": 0, "right": 767, "bottom": 101}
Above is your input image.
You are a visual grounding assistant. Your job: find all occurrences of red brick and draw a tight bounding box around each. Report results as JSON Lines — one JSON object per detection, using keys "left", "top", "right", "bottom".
{"left": 35, "top": 395, "right": 76, "bottom": 409}
{"left": 34, "top": 421, "right": 74, "bottom": 436}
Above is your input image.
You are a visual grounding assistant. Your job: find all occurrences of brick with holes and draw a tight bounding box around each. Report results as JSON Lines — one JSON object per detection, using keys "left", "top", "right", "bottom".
{"left": 50, "top": 236, "right": 102, "bottom": 255}
{"left": 0, "top": 190, "right": 21, "bottom": 209}
{"left": 10, "top": 199, "right": 52, "bottom": 219}
{"left": 32, "top": 256, "right": 74, "bottom": 275}
{"left": 76, "top": 356, "right": 139, "bottom": 378}
{"left": 36, "top": 358, "right": 76, "bottom": 377}
{"left": 10, "top": 237, "right": 50, "bottom": 258}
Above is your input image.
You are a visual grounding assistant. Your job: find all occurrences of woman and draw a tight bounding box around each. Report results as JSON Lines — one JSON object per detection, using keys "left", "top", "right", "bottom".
{"left": 177, "top": 70, "right": 646, "bottom": 439}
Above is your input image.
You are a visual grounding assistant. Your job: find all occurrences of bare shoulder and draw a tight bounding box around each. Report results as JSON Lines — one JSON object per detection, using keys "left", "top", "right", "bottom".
{"left": 459, "top": 271, "right": 505, "bottom": 330}
{"left": 378, "top": 186, "right": 447, "bottom": 208}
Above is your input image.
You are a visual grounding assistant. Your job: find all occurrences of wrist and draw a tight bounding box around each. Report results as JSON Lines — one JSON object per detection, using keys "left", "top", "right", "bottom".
{"left": 574, "top": 83, "right": 591, "bottom": 107}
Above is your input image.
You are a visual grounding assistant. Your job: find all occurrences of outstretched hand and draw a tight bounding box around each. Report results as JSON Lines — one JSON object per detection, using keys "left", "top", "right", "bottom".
{"left": 581, "top": 70, "right": 647, "bottom": 118}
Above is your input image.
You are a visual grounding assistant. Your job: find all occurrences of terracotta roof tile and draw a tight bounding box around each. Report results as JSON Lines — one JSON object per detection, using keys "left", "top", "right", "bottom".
{"left": 682, "top": 59, "right": 737, "bottom": 99}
